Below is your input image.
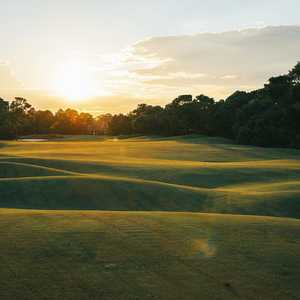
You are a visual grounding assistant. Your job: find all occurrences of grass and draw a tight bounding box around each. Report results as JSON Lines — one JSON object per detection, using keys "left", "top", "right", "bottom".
{"left": 0, "top": 135, "right": 300, "bottom": 217}
{"left": 0, "top": 135, "right": 300, "bottom": 299}
{"left": 0, "top": 209, "right": 299, "bottom": 300}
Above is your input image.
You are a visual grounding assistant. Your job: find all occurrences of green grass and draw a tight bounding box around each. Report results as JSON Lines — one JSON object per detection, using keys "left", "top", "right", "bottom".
{"left": 0, "top": 209, "right": 299, "bottom": 300}
{"left": 0, "top": 135, "right": 300, "bottom": 299}
{"left": 0, "top": 135, "right": 300, "bottom": 217}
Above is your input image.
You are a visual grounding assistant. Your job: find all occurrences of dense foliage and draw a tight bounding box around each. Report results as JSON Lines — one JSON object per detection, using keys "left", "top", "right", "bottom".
{"left": 1, "top": 63, "right": 300, "bottom": 148}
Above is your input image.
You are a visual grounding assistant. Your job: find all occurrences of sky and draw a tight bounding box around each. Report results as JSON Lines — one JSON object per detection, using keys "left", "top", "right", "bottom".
{"left": 1, "top": 0, "right": 300, "bottom": 114}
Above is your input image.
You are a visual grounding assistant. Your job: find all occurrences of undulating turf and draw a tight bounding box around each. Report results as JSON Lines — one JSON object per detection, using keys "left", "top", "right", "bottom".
{"left": 0, "top": 135, "right": 300, "bottom": 299}
{"left": 0, "top": 209, "right": 299, "bottom": 300}
{"left": 0, "top": 135, "right": 300, "bottom": 217}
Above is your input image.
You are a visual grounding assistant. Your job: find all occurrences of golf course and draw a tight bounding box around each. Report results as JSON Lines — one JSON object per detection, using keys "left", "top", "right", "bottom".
{"left": 0, "top": 135, "right": 300, "bottom": 299}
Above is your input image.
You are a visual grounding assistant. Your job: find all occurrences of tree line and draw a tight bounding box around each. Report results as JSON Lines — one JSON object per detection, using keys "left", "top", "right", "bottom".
{"left": 1, "top": 62, "right": 300, "bottom": 148}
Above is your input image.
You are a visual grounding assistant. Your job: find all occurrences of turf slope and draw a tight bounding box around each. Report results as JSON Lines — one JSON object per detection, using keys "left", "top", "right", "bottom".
{"left": 0, "top": 136, "right": 300, "bottom": 300}
{"left": 0, "top": 209, "right": 299, "bottom": 300}
{"left": 0, "top": 136, "right": 300, "bottom": 217}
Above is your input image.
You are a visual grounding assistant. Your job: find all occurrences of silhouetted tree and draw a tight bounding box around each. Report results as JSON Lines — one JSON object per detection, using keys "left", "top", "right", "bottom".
{"left": 9, "top": 97, "right": 32, "bottom": 137}
{"left": 95, "top": 114, "right": 113, "bottom": 135}
{"left": 0, "top": 98, "right": 12, "bottom": 139}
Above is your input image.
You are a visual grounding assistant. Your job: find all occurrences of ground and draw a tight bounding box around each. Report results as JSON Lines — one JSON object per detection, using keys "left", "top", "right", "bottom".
{"left": 0, "top": 135, "right": 299, "bottom": 299}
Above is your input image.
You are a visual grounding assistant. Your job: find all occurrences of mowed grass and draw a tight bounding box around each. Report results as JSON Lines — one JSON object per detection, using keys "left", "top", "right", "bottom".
{"left": 0, "top": 135, "right": 300, "bottom": 217}
{"left": 1, "top": 136, "right": 300, "bottom": 299}
{"left": 0, "top": 209, "right": 299, "bottom": 300}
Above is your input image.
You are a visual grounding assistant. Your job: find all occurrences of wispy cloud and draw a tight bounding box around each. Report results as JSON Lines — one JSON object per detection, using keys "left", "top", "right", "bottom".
{"left": 97, "top": 25, "right": 300, "bottom": 102}
{"left": 2, "top": 26, "right": 300, "bottom": 114}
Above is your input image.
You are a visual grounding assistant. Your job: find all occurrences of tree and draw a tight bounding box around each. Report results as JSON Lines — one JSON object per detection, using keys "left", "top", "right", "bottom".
{"left": 32, "top": 110, "right": 55, "bottom": 134}
{"left": 0, "top": 98, "right": 12, "bottom": 139}
{"left": 9, "top": 97, "right": 32, "bottom": 137}
{"left": 52, "top": 109, "right": 80, "bottom": 134}
{"left": 289, "top": 62, "right": 300, "bottom": 84}
{"left": 107, "top": 114, "right": 132, "bottom": 135}
{"left": 77, "top": 112, "right": 95, "bottom": 134}
{"left": 131, "top": 104, "right": 164, "bottom": 134}
{"left": 95, "top": 114, "right": 113, "bottom": 135}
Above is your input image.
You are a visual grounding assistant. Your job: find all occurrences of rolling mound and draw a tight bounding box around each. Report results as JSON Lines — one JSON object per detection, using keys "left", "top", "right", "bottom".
{"left": 0, "top": 175, "right": 299, "bottom": 218}
{"left": 0, "top": 161, "right": 72, "bottom": 178}
{"left": 0, "top": 136, "right": 300, "bottom": 299}
{"left": 0, "top": 136, "right": 300, "bottom": 218}
{"left": 0, "top": 209, "right": 299, "bottom": 300}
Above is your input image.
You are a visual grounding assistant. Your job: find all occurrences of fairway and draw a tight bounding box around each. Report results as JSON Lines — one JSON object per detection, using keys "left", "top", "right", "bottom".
{"left": 0, "top": 209, "right": 299, "bottom": 300}
{"left": 0, "top": 136, "right": 300, "bottom": 299}
{"left": 0, "top": 136, "right": 300, "bottom": 217}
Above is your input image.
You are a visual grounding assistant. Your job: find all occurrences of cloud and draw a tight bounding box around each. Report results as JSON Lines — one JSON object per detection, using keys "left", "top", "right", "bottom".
{"left": 106, "top": 25, "right": 300, "bottom": 100}
{"left": 3, "top": 26, "right": 300, "bottom": 114}
{"left": 221, "top": 75, "right": 238, "bottom": 80}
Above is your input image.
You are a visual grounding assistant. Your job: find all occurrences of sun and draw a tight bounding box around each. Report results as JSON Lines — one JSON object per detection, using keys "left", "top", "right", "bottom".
{"left": 53, "top": 61, "right": 97, "bottom": 102}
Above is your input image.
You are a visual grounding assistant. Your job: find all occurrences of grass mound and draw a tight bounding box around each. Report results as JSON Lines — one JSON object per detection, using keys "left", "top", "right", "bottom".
{"left": 0, "top": 136, "right": 300, "bottom": 299}
{"left": 0, "top": 175, "right": 300, "bottom": 218}
{"left": 0, "top": 209, "right": 299, "bottom": 300}
{"left": 0, "top": 161, "right": 70, "bottom": 178}
{"left": 0, "top": 135, "right": 300, "bottom": 218}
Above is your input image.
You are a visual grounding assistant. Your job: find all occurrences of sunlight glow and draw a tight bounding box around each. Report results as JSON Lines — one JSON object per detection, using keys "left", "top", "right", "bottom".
{"left": 53, "top": 61, "right": 99, "bottom": 102}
